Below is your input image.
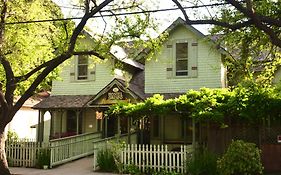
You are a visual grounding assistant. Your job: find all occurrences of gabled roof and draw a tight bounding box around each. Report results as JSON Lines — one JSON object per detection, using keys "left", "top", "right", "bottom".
{"left": 161, "top": 17, "right": 226, "bottom": 55}
{"left": 164, "top": 17, "right": 205, "bottom": 38}
{"left": 87, "top": 78, "right": 144, "bottom": 107}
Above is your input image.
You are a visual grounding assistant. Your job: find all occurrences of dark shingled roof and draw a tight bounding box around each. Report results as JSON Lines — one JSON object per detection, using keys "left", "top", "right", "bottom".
{"left": 33, "top": 95, "right": 93, "bottom": 109}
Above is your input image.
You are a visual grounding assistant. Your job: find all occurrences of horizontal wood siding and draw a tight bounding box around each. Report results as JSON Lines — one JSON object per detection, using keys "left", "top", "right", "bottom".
{"left": 145, "top": 25, "right": 223, "bottom": 93}
{"left": 52, "top": 58, "right": 114, "bottom": 95}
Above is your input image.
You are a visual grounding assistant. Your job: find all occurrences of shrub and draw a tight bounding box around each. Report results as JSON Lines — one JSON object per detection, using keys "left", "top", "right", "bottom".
{"left": 37, "top": 148, "right": 50, "bottom": 169}
{"left": 186, "top": 148, "right": 218, "bottom": 175}
{"left": 217, "top": 140, "right": 264, "bottom": 175}
{"left": 123, "top": 164, "right": 142, "bottom": 175}
{"left": 96, "top": 147, "right": 118, "bottom": 172}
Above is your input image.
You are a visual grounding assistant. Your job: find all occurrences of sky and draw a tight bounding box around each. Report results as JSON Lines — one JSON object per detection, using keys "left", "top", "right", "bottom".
{"left": 53, "top": 0, "right": 213, "bottom": 36}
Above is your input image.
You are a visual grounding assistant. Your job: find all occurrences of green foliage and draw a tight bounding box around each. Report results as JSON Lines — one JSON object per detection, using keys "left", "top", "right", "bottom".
{"left": 151, "top": 169, "right": 180, "bottom": 175}
{"left": 37, "top": 148, "right": 50, "bottom": 169}
{"left": 123, "top": 164, "right": 142, "bottom": 175}
{"left": 217, "top": 140, "right": 263, "bottom": 175}
{"left": 7, "top": 130, "right": 19, "bottom": 141}
{"left": 107, "top": 84, "right": 281, "bottom": 124}
{"left": 0, "top": 0, "right": 72, "bottom": 94}
{"left": 96, "top": 147, "right": 118, "bottom": 172}
{"left": 186, "top": 148, "right": 218, "bottom": 175}
{"left": 210, "top": 0, "right": 281, "bottom": 86}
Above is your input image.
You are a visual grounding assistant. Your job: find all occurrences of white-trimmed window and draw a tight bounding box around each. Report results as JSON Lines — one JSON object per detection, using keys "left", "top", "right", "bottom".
{"left": 175, "top": 42, "right": 188, "bottom": 76}
{"left": 77, "top": 55, "right": 88, "bottom": 80}
{"left": 166, "top": 39, "right": 198, "bottom": 79}
{"left": 69, "top": 55, "right": 95, "bottom": 82}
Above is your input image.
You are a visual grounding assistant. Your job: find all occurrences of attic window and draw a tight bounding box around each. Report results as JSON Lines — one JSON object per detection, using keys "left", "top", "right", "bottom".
{"left": 77, "top": 55, "right": 88, "bottom": 80}
{"left": 175, "top": 42, "right": 188, "bottom": 76}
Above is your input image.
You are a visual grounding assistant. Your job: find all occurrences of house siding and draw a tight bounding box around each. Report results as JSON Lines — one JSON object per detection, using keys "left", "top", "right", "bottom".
{"left": 52, "top": 57, "right": 115, "bottom": 95}
{"left": 145, "top": 25, "right": 223, "bottom": 93}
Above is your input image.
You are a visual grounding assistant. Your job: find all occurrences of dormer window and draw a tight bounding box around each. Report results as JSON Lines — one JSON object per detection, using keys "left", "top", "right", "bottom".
{"left": 175, "top": 42, "right": 188, "bottom": 76}
{"left": 77, "top": 55, "right": 88, "bottom": 80}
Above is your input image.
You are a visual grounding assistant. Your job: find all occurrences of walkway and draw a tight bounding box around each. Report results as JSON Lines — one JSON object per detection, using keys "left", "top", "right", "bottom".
{"left": 10, "top": 157, "right": 115, "bottom": 175}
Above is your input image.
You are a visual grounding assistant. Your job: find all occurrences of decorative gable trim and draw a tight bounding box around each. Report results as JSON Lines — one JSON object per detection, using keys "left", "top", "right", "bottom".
{"left": 87, "top": 78, "right": 143, "bottom": 107}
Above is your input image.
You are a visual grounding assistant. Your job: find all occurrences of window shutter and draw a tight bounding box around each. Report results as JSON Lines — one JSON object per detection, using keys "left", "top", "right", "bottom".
{"left": 69, "top": 56, "right": 76, "bottom": 82}
{"left": 189, "top": 39, "right": 198, "bottom": 77}
{"left": 88, "top": 59, "right": 96, "bottom": 81}
{"left": 166, "top": 41, "right": 173, "bottom": 79}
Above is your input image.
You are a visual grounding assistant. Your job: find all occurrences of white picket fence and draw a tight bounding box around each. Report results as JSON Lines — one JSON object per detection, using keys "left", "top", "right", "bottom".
{"left": 121, "top": 144, "right": 193, "bottom": 173}
{"left": 5, "top": 139, "right": 48, "bottom": 167}
{"left": 6, "top": 132, "right": 102, "bottom": 168}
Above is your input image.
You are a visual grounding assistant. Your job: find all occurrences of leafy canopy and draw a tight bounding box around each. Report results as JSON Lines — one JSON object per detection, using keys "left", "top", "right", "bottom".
{"left": 0, "top": 0, "right": 73, "bottom": 94}
{"left": 107, "top": 84, "right": 281, "bottom": 124}
{"left": 210, "top": 0, "right": 281, "bottom": 85}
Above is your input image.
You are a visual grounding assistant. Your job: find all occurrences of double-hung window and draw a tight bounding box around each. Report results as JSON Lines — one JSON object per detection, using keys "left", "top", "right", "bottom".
{"left": 175, "top": 42, "right": 188, "bottom": 76}
{"left": 77, "top": 55, "right": 88, "bottom": 80}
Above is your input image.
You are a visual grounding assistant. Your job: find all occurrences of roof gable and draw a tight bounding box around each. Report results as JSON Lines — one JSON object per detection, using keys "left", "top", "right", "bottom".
{"left": 163, "top": 17, "right": 205, "bottom": 39}
{"left": 87, "top": 78, "right": 143, "bottom": 107}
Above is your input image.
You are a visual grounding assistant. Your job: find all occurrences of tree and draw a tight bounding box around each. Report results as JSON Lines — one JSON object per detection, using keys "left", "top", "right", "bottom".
{"left": 0, "top": 0, "right": 162, "bottom": 174}
{"left": 172, "top": 0, "right": 281, "bottom": 85}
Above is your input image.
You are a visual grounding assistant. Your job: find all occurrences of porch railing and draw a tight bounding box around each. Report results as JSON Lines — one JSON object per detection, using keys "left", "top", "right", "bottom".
{"left": 50, "top": 132, "right": 102, "bottom": 167}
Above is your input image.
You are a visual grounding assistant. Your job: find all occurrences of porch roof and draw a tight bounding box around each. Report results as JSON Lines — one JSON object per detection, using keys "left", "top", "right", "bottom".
{"left": 33, "top": 95, "right": 94, "bottom": 109}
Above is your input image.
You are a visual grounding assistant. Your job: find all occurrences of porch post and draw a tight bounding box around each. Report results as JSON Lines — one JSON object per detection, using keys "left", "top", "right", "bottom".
{"left": 38, "top": 110, "right": 45, "bottom": 143}
{"left": 76, "top": 110, "right": 80, "bottom": 135}
{"left": 128, "top": 116, "right": 131, "bottom": 144}
{"left": 104, "top": 116, "right": 108, "bottom": 138}
{"left": 37, "top": 110, "right": 41, "bottom": 142}
{"left": 49, "top": 111, "right": 53, "bottom": 140}
{"left": 117, "top": 115, "right": 121, "bottom": 138}
{"left": 60, "top": 110, "right": 63, "bottom": 138}
{"left": 161, "top": 115, "right": 165, "bottom": 144}
{"left": 192, "top": 118, "right": 196, "bottom": 150}
{"left": 183, "top": 117, "right": 187, "bottom": 145}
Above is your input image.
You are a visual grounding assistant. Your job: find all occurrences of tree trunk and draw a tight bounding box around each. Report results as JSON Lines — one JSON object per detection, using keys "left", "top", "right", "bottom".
{"left": 0, "top": 128, "right": 10, "bottom": 175}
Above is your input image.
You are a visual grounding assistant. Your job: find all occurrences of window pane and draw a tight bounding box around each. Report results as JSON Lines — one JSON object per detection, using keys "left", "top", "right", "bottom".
{"left": 78, "top": 56, "right": 88, "bottom": 64}
{"left": 176, "top": 43, "right": 188, "bottom": 59}
{"left": 77, "top": 56, "right": 88, "bottom": 80}
{"left": 176, "top": 43, "right": 188, "bottom": 76}
{"left": 78, "top": 65, "right": 88, "bottom": 80}
{"left": 176, "top": 60, "right": 188, "bottom": 71}
{"left": 176, "top": 71, "right": 188, "bottom": 76}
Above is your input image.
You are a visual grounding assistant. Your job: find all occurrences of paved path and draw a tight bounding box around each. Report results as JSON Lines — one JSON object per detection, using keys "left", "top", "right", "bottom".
{"left": 10, "top": 157, "right": 116, "bottom": 175}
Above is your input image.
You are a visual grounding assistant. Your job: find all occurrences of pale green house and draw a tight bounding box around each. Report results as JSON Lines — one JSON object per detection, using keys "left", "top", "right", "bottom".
{"left": 34, "top": 17, "right": 226, "bottom": 148}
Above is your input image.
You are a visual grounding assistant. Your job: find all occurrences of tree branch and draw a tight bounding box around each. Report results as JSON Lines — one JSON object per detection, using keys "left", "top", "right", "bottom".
{"left": 12, "top": 0, "right": 114, "bottom": 120}
{"left": 226, "top": 0, "right": 281, "bottom": 48}
{"left": 73, "top": 50, "right": 105, "bottom": 59}
{"left": 14, "top": 59, "right": 57, "bottom": 83}
{"left": 0, "top": 55, "right": 15, "bottom": 107}
{"left": 172, "top": 0, "right": 281, "bottom": 48}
